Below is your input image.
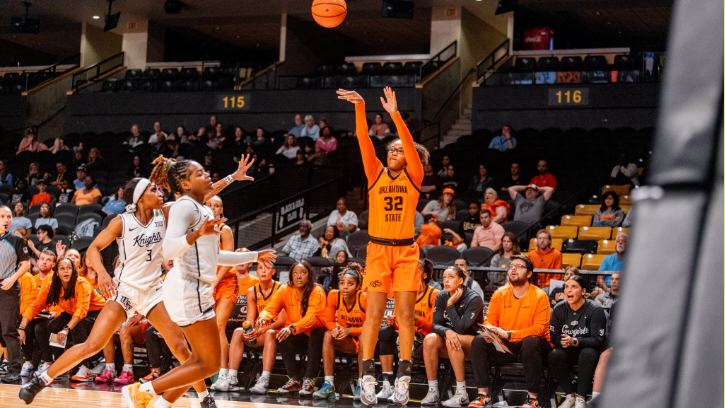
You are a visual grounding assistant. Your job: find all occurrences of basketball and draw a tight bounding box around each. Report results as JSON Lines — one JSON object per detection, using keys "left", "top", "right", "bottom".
{"left": 311, "top": 0, "right": 347, "bottom": 28}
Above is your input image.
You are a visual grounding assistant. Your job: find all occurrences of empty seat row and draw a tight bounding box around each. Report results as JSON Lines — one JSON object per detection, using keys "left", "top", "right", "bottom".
{"left": 314, "top": 61, "right": 423, "bottom": 77}
{"left": 101, "top": 78, "right": 234, "bottom": 93}
{"left": 514, "top": 54, "right": 637, "bottom": 72}
{"left": 546, "top": 225, "right": 630, "bottom": 241}
{"left": 561, "top": 253, "right": 607, "bottom": 270}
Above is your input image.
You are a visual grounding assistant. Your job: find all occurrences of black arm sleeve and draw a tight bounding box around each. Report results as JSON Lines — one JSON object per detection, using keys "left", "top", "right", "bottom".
{"left": 577, "top": 306, "right": 608, "bottom": 349}
{"left": 446, "top": 291, "right": 484, "bottom": 334}
{"left": 549, "top": 303, "right": 564, "bottom": 346}
{"left": 432, "top": 291, "right": 450, "bottom": 337}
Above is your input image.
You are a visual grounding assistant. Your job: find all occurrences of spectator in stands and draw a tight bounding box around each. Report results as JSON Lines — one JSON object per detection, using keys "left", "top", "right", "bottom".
{"left": 462, "top": 202, "right": 481, "bottom": 232}
{"left": 27, "top": 225, "right": 54, "bottom": 259}
{"left": 277, "top": 135, "right": 300, "bottom": 160}
{"left": 369, "top": 113, "right": 390, "bottom": 139}
{"left": 454, "top": 258, "right": 485, "bottom": 299}
{"left": 314, "top": 225, "right": 352, "bottom": 258}
{"left": 9, "top": 202, "right": 32, "bottom": 235}
{"left": 488, "top": 125, "right": 517, "bottom": 152}
{"left": 102, "top": 186, "right": 126, "bottom": 215}
{"left": 124, "top": 124, "right": 144, "bottom": 148}
{"left": 27, "top": 162, "right": 41, "bottom": 186}
{"left": 610, "top": 151, "right": 639, "bottom": 187}
{"left": 422, "top": 187, "right": 456, "bottom": 221}
{"left": 295, "top": 150, "right": 307, "bottom": 166}
{"left": 421, "top": 265, "right": 484, "bottom": 406}
{"left": 49, "top": 161, "right": 72, "bottom": 187}
{"left": 0, "top": 160, "right": 12, "bottom": 187}
{"left": 150, "top": 132, "right": 167, "bottom": 156}
{"left": 17, "top": 128, "right": 48, "bottom": 155}
{"left": 163, "top": 138, "right": 179, "bottom": 158}
{"left": 9, "top": 179, "right": 31, "bottom": 206}
{"left": 29, "top": 180, "right": 52, "bottom": 207}
{"left": 467, "top": 164, "right": 495, "bottom": 196}
{"left": 414, "top": 211, "right": 424, "bottom": 236}
{"left": 442, "top": 223, "right": 468, "bottom": 253}
{"left": 128, "top": 155, "right": 148, "bottom": 178}
{"left": 622, "top": 207, "right": 633, "bottom": 227}
{"left": 301, "top": 115, "right": 320, "bottom": 140}
{"left": 206, "top": 123, "right": 224, "bottom": 149}
{"left": 205, "top": 115, "right": 218, "bottom": 136}
{"left": 72, "top": 148, "right": 86, "bottom": 170}
{"left": 596, "top": 234, "right": 628, "bottom": 295}
{"left": 499, "top": 162, "right": 525, "bottom": 200}
{"left": 471, "top": 210, "right": 504, "bottom": 250}
{"left": 441, "top": 165, "right": 463, "bottom": 194}
{"left": 548, "top": 266, "right": 579, "bottom": 307}
{"left": 308, "top": 147, "right": 328, "bottom": 166}
{"left": 421, "top": 163, "right": 442, "bottom": 199}
{"left": 490, "top": 232, "right": 522, "bottom": 269}
{"left": 549, "top": 275, "right": 607, "bottom": 408}
{"left": 593, "top": 192, "right": 624, "bottom": 227}
{"left": 72, "top": 175, "right": 101, "bottom": 206}
{"left": 49, "top": 138, "right": 71, "bottom": 155}
{"left": 481, "top": 188, "right": 510, "bottom": 224}
{"left": 315, "top": 127, "right": 338, "bottom": 153}
{"left": 175, "top": 126, "right": 189, "bottom": 144}
{"left": 470, "top": 255, "right": 551, "bottom": 408}
{"left": 73, "top": 165, "right": 92, "bottom": 191}
{"left": 436, "top": 156, "right": 451, "bottom": 177}
{"left": 596, "top": 272, "right": 620, "bottom": 310}
{"left": 281, "top": 220, "right": 318, "bottom": 260}
{"left": 508, "top": 184, "right": 555, "bottom": 225}
{"left": 203, "top": 151, "right": 216, "bottom": 172}
{"left": 417, "top": 215, "right": 442, "bottom": 252}
{"left": 148, "top": 121, "right": 168, "bottom": 144}
{"left": 191, "top": 127, "right": 205, "bottom": 144}
{"left": 326, "top": 198, "right": 358, "bottom": 235}
{"left": 35, "top": 203, "right": 57, "bottom": 233}
{"left": 55, "top": 179, "right": 74, "bottom": 205}
{"left": 251, "top": 128, "right": 270, "bottom": 147}
{"left": 530, "top": 160, "right": 557, "bottom": 190}
{"left": 289, "top": 114, "right": 305, "bottom": 137}
{"left": 319, "top": 119, "right": 328, "bottom": 130}
{"left": 528, "top": 229, "right": 563, "bottom": 288}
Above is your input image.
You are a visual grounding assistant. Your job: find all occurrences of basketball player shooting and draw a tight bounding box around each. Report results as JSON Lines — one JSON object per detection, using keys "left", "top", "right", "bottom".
{"left": 336, "top": 87, "right": 429, "bottom": 406}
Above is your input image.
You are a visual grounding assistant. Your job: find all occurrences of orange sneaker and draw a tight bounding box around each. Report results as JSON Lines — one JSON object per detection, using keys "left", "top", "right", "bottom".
{"left": 122, "top": 383, "right": 153, "bottom": 408}
{"left": 468, "top": 393, "right": 491, "bottom": 408}
{"left": 141, "top": 371, "right": 161, "bottom": 383}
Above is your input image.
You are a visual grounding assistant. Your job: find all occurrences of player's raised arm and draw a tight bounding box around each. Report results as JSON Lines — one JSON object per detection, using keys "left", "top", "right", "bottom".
{"left": 337, "top": 89, "right": 382, "bottom": 182}
{"left": 380, "top": 87, "right": 424, "bottom": 185}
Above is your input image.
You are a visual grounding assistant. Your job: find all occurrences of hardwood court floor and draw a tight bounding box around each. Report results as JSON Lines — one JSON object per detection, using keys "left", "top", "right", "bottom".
{"left": 0, "top": 384, "right": 343, "bottom": 408}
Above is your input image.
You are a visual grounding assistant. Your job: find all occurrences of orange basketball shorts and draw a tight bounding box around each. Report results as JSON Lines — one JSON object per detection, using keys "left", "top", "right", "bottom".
{"left": 363, "top": 242, "right": 422, "bottom": 294}
{"left": 213, "top": 274, "right": 239, "bottom": 304}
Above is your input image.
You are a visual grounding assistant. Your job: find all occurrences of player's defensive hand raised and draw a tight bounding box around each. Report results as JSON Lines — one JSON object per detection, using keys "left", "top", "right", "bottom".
{"left": 337, "top": 89, "right": 364, "bottom": 104}
{"left": 257, "top": 250, "right": 277, "bottom": 267}
{"left": 232, "top": 154, "right": 255, "bottom": 182}
{"left": 380, "top": 86, "right": 398, "bottom": 116}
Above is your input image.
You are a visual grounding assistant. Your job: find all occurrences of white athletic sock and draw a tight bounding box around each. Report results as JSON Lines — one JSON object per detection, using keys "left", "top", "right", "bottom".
{"left": 229, "top": 369, "right": 238, "bottom": 378}
{"left": 592, "top": 392, "right": 600, "bottom": 399}
{"left": 122, "top": 364, "right": 133, "bottom": 373}
{"left": 106, "top": 363, "right": 116, "bottom": 373}
{"left": 219, "top": 368, "right": 228, "bottom": 377}
{"left": 260, "top": 371, "right": 270, "bottom": 380}
{"left": 456, "top": 381, "right": 466, "bottom": 392}
{"left": 383, "top": 372, "right": 394, "bottom": 386}
{"left": 154, "top": 397, "right": 172, "bottom": 408}
{"left": 40, "top": 371, "right": 53, "bottom": 385}
{"left": 325, "top": 376, "right": 334, "bottom": 386}
{"left": 197, "top": 389, "right": 209, "bottom": 399}
{"left": 139, "top": 382, "right": 157, "bottom": 395}
{"left": 428, "top": 380, "right": 438, "bottom": 390}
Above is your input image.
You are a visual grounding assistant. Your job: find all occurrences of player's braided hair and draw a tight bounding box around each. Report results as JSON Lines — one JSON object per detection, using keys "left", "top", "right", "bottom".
{"left": 385, "top": 139, "right": 430, "bottom": 165}
{"left": 338, "top": 262, "right": 363, "bottom": 285}
{"left": 150, "top": 155, "right": 191, "bottom": 194}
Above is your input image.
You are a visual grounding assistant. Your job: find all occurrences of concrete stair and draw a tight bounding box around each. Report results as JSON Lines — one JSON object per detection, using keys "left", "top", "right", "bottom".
{"left": 440, "top": 104, "right": 472, "bottom": 147}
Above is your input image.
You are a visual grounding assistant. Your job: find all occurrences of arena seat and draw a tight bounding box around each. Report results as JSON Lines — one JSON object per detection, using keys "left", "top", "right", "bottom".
{"left": 561, "top": 239, "right": 597, "bottom": 254}
{"left": 597, "top": 239, "right": 616, "bottom": 255}
{"left": 361, "top": 63, "right": 382, "bottom": 75}
{"left": 584, "top": 55, "right": 608, "bottom": 70}
{"left": 546, "top": 225, "right": 578, "bottom": 240}
{"left": 621, "top": 204, "right": 631, "bottom": 214}
{"left": 142, "top": 69, "right": 160, "bottom": 80}
{"left": 101, "top": 213, "right": 118, "bottom": 228}
{"left": 581, "top": 254, "right": 606, "bottom": 270}
{"left": 403, "top": 61, "right": 422, "bottom": 75}
{"left": 602, "top": 184, "right": 630, "bottom": 195}
{"left": 577, "top": 226, "right": 611, "bottom": 241}
{"left": 160, "top": 68, "right": 179, "bottom": 81}
{"left": 125, "top": 69, "right": 142, "bottom": 80}
{"left": 55, "top": 204, "right": 79, "bottom": 217}
{"left": 356, "top": 246, "right": 367, "bottom": 260}
{"left": 560, "top": 56, "right": 583, "bottom": 70}
{"left": 426, "top": 246, "right": 460, "bottom": 266}
{"left": 56, "top": 213, "right": 77, "bottom": 225}
{"left": 574, "top": 204, "right": 599, "bottom": 216}
{"left": 620, "top": 195, "right": 632, "bottom": 205}
{"left": 561, "top": 253, "right": 582, "bottom": 268}
{"left": 536, "top": 57, "right": 559, "bottom": 71}
{"left": 347, "top": 230, "right": 370, "bottom": 253}
{"left": 560, "top": 215, "right": 592, "bottom": 227}
{"left": 382, "top": 62, "right": 403, "bottom": 75}
{"left": 71, "top": 236, "right": 94, "bottom": 252}
{"left": 455, "top": 209, "right": 469, "bottom": 221}
{"left": 79, "top": 204, "right": 104, "bottom": 215}
{"left": 180, "top": 68, "right": 199, "bottom": 80}
{"left": 462, "top": 246, "right": 495, "bottom": 266}
{"left": 357, "top": 210, "right": 368, "bottom": 230}
{"left": 514, "top": 57, "right": 536, "bottom": 72}
{"left": 611, "top": 227, "right": 631, "bottom": 238}
{"left": 528, "top": 237, "right": 563, "bottom": 252}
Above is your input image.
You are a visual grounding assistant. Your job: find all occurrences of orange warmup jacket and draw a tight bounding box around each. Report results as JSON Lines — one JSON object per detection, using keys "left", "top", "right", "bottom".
{"left": 484, "top": 284, "right": 552, "bottom": 346}
{"left": 18, "top": 272, "right": 38, "bottom": 316}
{"left": 23, "top": 276, "right": 106, "bottom": 321}
{"left": 257, "top": 284, "right": 327, "bottom": 336}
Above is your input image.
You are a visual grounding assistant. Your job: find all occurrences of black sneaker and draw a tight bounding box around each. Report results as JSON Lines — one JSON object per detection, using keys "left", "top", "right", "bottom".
{"left": 200, "top": 395, "right": 218, "bottom": 408}
{"left": 19, "top": 375, "right": 47, "bottom": 404}
{"left": 2, "top": 373, "right": 21, "bottom": 384}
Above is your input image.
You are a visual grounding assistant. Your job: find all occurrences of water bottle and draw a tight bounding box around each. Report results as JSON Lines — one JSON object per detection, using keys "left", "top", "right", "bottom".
{"left": 242, "top": 321, "right": 256, "bottom": 345}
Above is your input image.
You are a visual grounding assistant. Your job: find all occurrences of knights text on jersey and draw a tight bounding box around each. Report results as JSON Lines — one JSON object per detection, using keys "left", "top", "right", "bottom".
{"left": 367, "top": 168, "right": 421, "bottom": 240}
{"left": 116, "top": 210, "right": 165, "bottom": 290}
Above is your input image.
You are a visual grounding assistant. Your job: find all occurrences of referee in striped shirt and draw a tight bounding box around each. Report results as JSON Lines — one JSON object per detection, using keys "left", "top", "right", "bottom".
{"left": 0, "top": 205, "right": 30, "bottom": 383}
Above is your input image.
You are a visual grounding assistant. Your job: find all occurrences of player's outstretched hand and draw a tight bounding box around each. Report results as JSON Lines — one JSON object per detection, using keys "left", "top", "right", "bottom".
{"left": 380, "top": 86, "right": 398, "bottom": 116}
{"left": 232, "top": 154, "right": 255, "bottom": 182}
{"left": 198, "top": 215, "right": 226, "bottom": 236}
{"left": 337, "top": 89, "right": 364, "bottom": 104}
{"left": 257, "top": 250, "right": 277, "bottom": 267}
{"left": 98, "top": 271, "right": 118, "bottom": 299}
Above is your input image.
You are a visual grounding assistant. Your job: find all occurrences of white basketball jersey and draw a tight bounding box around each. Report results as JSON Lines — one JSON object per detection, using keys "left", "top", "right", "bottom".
{"left": 174, "top": 196, "right": 220, "bottom": 284}
{"left": 116, "top": 210, "right": 166, "bottom": 291}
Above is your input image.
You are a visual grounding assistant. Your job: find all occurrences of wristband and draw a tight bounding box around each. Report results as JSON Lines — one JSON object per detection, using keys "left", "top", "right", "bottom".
{"left": 63, "top": 325, "right": 71, "bottom": 332}
{"left": 288, "top": 325, "right": 296, "bottom": 334}
{"left": 17, "top": 328, "right": 25, "bottom": 332}
{"left": 223, "top": 175, "right": 234, "bottom": 184}
{"left": 506, "top": 331, "right": 512, "bottom": 340}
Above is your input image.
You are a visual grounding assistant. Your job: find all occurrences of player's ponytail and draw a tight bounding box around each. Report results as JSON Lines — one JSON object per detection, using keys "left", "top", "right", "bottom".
{"left": 150, "top": 155, "right": 191, "bottom": 194}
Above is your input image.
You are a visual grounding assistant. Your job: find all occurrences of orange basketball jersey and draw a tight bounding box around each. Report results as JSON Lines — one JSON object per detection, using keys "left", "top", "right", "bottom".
{"left": 253, "top": 281, "right": 281, "bottom": 316}
{"left": 393, "top": 285, "right": 439, "bottom": 335}
{"left": 217, "top": 223, "right": 237, "bottom": 279}
{"left": 325, "top": 290, "right": 367, "bottom": 336}
{"left": 367, "top": 168, "right": 421, "bottom": 240}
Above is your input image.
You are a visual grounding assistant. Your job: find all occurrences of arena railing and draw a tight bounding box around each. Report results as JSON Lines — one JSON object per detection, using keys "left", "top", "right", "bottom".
{"left": 420, "top": 40, "right": 458, "bottom": 82}
{"left": 476, "top": 38, "right": 510, "bottom": 83}
{"left": 17, "top": 53, "right": 81, "bottom": 93}
{"left": 71, "top": 51, "right": 125, "bottom": 90}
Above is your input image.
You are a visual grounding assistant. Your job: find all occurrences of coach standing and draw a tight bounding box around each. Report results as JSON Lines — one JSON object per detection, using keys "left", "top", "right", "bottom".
{"left": 0, "top": 205, "right": 31, "bottom": 384}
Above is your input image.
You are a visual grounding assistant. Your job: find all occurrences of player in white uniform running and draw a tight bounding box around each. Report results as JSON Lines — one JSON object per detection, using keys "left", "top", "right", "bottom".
{"left": 122, "top": 156, "right": 276, "bottom": 408}
{"left": 19, "top": 157, "right": 257, "bottom": 408}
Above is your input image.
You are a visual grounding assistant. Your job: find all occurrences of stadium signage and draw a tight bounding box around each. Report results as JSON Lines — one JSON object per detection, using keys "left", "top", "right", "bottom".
{"left": 278, "top": 198, "right": 306, "bottom": 229}
{"left": 218, "top": 93, "right": 251, "bottom": 110}
{"left": 548, "top": 88, "right": 589, "bottom": 106}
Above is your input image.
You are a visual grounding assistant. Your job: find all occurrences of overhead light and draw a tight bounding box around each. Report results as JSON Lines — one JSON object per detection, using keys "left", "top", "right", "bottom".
{"left": 606, "top": 21, "right": 611, "bottom": 25}
{"left": 92, "top": 15, "right": 100, "bottom": 19}
{"left": 595, "top": 11, "right": 600, "bottom": 15}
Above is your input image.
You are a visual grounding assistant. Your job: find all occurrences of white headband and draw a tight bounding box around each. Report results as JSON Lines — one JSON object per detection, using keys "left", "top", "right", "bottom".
{"left": 125, "top": 179, "right": 151, "bottom": 213}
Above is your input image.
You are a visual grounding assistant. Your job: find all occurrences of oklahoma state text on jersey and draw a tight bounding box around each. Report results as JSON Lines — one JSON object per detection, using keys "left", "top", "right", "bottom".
{"left": 325, "top": 290, "right": 367, "bottom": 336}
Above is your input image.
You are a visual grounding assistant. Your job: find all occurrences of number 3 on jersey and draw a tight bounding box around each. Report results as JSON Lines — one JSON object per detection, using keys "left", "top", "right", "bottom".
{"left": 146, "top": 250, "right": 152, "bottom": 262}
{"left": 384, "top": 196, "right": 403, "bottom": 211}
